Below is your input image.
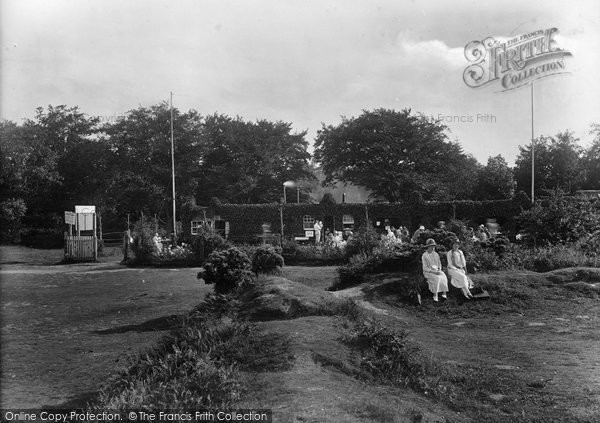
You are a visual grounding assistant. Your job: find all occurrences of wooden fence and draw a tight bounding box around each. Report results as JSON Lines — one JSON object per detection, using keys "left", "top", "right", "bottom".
{"left": 64, "top": 234, "right": 97, "bottom": 261}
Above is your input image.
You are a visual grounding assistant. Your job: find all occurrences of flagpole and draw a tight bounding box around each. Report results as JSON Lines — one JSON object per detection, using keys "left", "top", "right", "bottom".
{"left": 170, "top": 92, "right": 177, "bottom": 243}
{"left": 530, "top": 82, "right": 535, "bottom": 204}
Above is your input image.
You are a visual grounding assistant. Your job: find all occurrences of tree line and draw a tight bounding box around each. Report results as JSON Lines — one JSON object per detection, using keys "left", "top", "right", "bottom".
{"left": 1, "top": 105, "right": 598, "bottom": 239}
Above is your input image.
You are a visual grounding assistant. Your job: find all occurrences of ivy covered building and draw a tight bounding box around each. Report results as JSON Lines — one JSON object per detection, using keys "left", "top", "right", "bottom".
{"left": 181, "top": 192, "right": 531, "bottom": 243}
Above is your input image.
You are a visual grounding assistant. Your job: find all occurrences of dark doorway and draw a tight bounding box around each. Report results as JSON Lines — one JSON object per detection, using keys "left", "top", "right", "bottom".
{"left": 323, "top": 215, "right": 335, "bottom": 233}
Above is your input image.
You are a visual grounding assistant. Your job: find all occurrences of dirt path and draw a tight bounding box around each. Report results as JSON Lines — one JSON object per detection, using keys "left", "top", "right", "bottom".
{"left": 0, "top": 246, "right": 209, "bottom": 408}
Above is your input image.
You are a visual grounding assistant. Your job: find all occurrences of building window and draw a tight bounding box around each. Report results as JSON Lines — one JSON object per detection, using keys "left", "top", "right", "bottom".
{"left": 303, "top": 215, "right": 315, "bottom": 229}
{"left": 191, "top": 220, "right": 204, "bottom": 235}
{"left": 342, "top": 214, "right": 354, "bottom": 225}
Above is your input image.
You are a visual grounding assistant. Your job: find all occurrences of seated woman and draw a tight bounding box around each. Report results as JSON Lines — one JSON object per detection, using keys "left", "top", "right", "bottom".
{"left": 421, "top": 238, "right": 448, "bottom": 302}
{"left": 446, "top": 241, "right": 473, "bottom": 299}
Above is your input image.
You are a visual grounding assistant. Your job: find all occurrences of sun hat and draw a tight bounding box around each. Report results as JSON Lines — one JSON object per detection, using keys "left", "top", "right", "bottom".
{"left": 419, "top": 225, "right": 425, "bottom": 230}
{"left": 425, "top": 238, "right": 437, "bottom": 247}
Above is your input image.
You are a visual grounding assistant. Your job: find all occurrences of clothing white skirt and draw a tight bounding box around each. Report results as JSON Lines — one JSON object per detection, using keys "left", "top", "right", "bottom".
{"left": 424, "top": 272, "right": 448, "bottom": 294}
{"left": 448, "top": 268, "right": 470, "bottom": 289}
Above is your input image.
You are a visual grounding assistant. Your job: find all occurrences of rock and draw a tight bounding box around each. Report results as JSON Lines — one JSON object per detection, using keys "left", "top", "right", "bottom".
{"left": 489, "top": 393, "right": 506, "bottom": 401}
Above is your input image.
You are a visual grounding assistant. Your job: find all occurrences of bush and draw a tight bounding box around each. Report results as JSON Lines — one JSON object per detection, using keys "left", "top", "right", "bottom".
{"left": 251, "top": 245, "right": 284, "bottom": 274}
{"left": 198, "top": 248, "right": 254, "bottom": 294}
{"left": 282, "top": 244, "right": 346, "bottom": 265}
{"left": 517, "top": 190, "right": 600, "bottom": 246}
{"left": 130, "top": 220, "right": 156, "bottom": 264}
{"left": 19, "top": 227, "right": 64, "bottom": 249}
{"left": 0, "top": 198, "right": 26, "bottom": 243}
{"left": 345, "top": 224, "right": 380, "bottom": 257}
{"left": 184, "top": 227, "right": 229, "bottom": 261}
{"left": 522, "top": 244, "right": 598, "bottom": 272}
{"left": 412, "top": 229, "right": 458, "bottom": 251}
{"left": 152, "top": 243, "right": 196, "bottom": 265}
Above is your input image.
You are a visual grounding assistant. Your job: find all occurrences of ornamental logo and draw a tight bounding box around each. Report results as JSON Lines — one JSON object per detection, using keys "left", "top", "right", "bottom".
{"left": 463, "top": 28, "right": 572, "bottom": 91}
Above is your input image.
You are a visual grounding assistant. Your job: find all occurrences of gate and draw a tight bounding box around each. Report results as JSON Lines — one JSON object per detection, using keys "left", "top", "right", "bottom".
{"left": 64, "top": 234, "right": 97, "bottom": 261}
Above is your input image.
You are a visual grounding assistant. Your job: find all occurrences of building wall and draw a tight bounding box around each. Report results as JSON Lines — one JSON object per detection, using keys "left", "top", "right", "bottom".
{"left": 182, "top": 193, "right": 530, "bottom": 243}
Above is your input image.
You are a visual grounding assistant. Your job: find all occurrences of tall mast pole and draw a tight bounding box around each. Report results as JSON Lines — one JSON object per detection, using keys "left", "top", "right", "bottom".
{"left": 170, "top": 92, "right": 177, "bottom": 241}
{"left": 531, "top": 82, "right": 535, "bottom": 204}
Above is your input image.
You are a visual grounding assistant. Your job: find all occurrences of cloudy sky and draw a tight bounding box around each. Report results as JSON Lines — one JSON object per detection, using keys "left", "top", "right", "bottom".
{"left": 2, "top": 0, "right": 599, "bottom": 164}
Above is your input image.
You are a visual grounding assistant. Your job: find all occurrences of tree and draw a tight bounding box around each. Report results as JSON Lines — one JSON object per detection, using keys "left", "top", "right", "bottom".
{"left": 581, "top": 124, "right": 600, "bottom": 189}
{"left": 102, "top": 103, "right": 205, "bottom": 220}
{"left": 313, "top": 108, "right": 479, "bottom": 202}
{"left": 1, "top": 107, "right": 101, "bottom": 225}
{"left": 474, "top": 155, "right": 515, "bottom": 200}
{"left": 514, "top": 131, "right": 584, "bottom": 195}
{"left": 195, "top": 114, "right": 313, "bottom": 204}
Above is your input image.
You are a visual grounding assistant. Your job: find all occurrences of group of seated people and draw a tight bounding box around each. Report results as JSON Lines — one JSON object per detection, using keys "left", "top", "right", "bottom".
{"left": 421, "top": 238, "right": 474, "bottom": 302}
{"left": 380, "top": 226, "right": 411, "bottom": 244}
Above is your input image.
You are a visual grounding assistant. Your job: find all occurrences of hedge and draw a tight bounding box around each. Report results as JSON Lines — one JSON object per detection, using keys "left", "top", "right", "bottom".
{"left": 181, "top": 192, "right": 531, "bottom": 242}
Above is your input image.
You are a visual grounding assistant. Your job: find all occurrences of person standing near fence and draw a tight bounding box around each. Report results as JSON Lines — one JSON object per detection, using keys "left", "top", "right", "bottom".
{"left": 314, "top": 220, "right": 322, "bottom": 244}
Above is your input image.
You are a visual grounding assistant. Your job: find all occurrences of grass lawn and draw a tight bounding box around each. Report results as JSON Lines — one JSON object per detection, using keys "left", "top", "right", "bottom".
{"left": 0, "top": 246, "right": 210, "bottom": 408}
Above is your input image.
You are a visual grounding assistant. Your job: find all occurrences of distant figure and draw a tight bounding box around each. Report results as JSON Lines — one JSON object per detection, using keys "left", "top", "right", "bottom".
{"left": 411, "top": 225, "right": 426, "bottom": 243}
{"left": 314, "top": 220, "right": 322, "bottom": 244}
{"left": 152, "top": 233, "right": 162, "bottom": 254}
{"left": 486, "top": 218, "right": 499, "bottom": 237}
{"left": 446, "top": 241, "right": 473, "bottom": 299}
{"left": 437, "top": 221, "right": 446, "bottom": 230}
{"left": 477, "top": 225, "right": 488, "bottom": 242}
{"left": 421, "top": 238, "right": 448, "bottom": 302}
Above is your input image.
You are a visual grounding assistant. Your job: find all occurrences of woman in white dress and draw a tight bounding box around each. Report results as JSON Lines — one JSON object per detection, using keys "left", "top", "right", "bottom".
{"left": 421, "top": 238, "right": 448, "bottom": 302}
{"left": 446, "top": 241, "right": 473, "bottom": 299}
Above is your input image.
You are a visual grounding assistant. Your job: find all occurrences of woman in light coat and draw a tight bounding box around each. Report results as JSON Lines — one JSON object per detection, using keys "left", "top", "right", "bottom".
{"left": 446, "top": 241, "right": 474, "bottom": 299}
{"left": 421, "top": 238, "right": 448, "bottom": 302}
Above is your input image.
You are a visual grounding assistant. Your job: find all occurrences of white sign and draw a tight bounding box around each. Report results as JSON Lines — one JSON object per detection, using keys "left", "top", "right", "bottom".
{"left": 77, "top": 213, "right": 95, "bottom": 231}
{"left": 64, "top": 211, "right": 76, "bottom": 225}
{"left": 75, "top": 205, "right": 96, "bottom": 214}
{"left": 305, "top": 230, "right": 314, "bottom": 238}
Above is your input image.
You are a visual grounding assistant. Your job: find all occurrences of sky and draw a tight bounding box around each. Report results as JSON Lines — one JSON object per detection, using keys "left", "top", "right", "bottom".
{"left": 2, "top": 0, "right": 599, "bottom": 165}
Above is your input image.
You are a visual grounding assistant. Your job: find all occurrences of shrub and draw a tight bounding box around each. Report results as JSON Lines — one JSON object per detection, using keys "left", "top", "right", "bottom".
{"left": 198, "top": 248, "right": 254, "bottom": 294}
{"left": 19, "top": 227, "right": 64, "bottom": 249}
{"left": 0, "top": 198, "right": 26, "bottom": 242}
{"left": 183, "top": 228, "right": 229, "bottom": 261}
{"left": 345, "top": 224, "right": 380, "bottom": 257}
{"left": 251, "top": 245, "right": 284, "bottom": 274}
{"left": 152, "top": 243, "right": 196, "bottom": 265}
{"left": 130, "top": 220, "right": 156, "bottom": 264}
{"left": 412, "top": 229, "right": 458, "bottom": 251}
{"left": 523, "top": 244, "right": 598, "bottom": 272}
{"left": 282, "top": 244, "right": 346, "bottom": 265}
{"left": 281, "top": 238, "right": 298, "bottom": 255}
{"left": 517, "top": 190, "right": 600, "bottom": 246}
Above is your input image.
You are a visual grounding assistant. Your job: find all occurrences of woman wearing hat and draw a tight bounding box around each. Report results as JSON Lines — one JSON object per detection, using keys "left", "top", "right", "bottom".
{"left": 446, "top": 241, "right": 474, "bottom": 299}
{"left": 421, "top": 238, "right": 448, "bottom": 302}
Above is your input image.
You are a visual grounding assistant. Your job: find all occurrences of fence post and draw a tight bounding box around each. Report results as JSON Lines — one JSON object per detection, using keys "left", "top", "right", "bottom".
{"left": 93, "top": 212, "right": 98, "bottom": 261}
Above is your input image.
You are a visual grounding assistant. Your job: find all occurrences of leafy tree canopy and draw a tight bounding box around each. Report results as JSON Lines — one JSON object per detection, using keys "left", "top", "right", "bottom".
{"left": 314, "top": 108, "right": 479, "bottom": 202}
{"left": 514, "top": 131, "right": 585, "bottom": 194}
{"left": 195, "top": 114, "right": 313, "bottom": 204}
{"left": 474, "top": 155, "right": 515, "bottom": 200}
